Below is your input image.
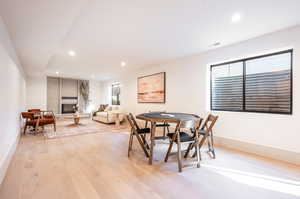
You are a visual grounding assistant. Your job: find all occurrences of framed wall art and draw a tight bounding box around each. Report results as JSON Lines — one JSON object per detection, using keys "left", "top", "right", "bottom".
{"left": 137, "top": 72, "right": 166, "bottom": 103}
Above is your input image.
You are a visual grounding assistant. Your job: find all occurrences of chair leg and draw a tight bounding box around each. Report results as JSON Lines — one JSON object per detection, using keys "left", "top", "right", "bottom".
{"left": 164, "top": 140, "right": 173, "bottom": 162}
{"left": 141, "top": 134, "right": 150, "bottom": 150}
{"left": 177, "top": 137, "right": 182, "bottom": 172}
{"left": 35, "top": 120, "right": 40, "bottom": 135}
{"left": 193, "top": 135, "right": 206, "bottom": 158}
{"left": 184, "top": 143, "right": 193, "bottom": 158}
{"left": 207, "top": 134, "right": 211, "bottom": 149}
{"left": 128, "top": 130, "right": 134, "bottom": 157}
{"left": 163, "top": 124, "right": 166, "bottom": 137}
{"left": 210, "top": 132, "right": 216, "bottom": 159}
{"left": 136, "top": 134, "right": 150, "bottom": 158}
{"left": 23, "top": 124, "right": 27, "bottom": 135}
{"left": 53, "top": 122, "right": 56, "bottom": 132}
{"left": 34, "top": 126, "right": 38, "bottom": 135}
{"left": 195, "top": 143, "right": 201, "bottom": 168}
{"left": 206, "top": 134, "right": 215, "bottom": 159}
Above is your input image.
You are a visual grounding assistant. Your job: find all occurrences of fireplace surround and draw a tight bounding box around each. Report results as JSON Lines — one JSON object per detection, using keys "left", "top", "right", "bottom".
{"left": 62, "top": 104, "right": 76, "bottom": 114}
{"left": 61, "top": 97, "right": 78, "bottom": 114}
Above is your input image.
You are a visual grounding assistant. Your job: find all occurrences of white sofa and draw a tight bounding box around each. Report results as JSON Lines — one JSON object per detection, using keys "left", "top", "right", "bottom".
{"left": 92, "top": 106, "right": 125, "bottom": 124}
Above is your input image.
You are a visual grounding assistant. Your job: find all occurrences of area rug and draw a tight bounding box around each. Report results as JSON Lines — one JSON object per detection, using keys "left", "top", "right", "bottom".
{"left": 44, "top": 118, "right": 130, "bottom": 139}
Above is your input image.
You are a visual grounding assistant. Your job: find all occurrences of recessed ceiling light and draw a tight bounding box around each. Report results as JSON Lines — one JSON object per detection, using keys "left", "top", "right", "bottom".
{"left": 231, "top": 12, "right": 242, "bottom": 23}
{"left": 68, "top": 50, "right": 76, "bottom": 57}
{"left": 55, "top": 71, "right": 59, "bottom": 75}
{"left": 121, "top": 61, "right": 126, "bottom": 67}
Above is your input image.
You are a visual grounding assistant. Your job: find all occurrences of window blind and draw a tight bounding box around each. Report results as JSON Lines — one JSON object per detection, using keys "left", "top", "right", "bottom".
{"left": 211, "top": 50, "right": 292, "bottom": 114}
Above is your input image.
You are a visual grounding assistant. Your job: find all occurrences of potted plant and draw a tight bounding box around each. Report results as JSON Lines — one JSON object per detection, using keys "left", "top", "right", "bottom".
{"left": 73, "top": 104, "right": 79, "bottom": 117}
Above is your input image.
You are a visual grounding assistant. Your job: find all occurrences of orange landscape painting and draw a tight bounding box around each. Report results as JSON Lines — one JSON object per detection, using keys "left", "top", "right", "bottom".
{"left": 138, "top": 72, "right": 165, "bottom": 103}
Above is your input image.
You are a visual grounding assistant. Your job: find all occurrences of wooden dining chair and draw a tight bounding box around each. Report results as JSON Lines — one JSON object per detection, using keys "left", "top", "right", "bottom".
{"left": 127, "top": 113, "right": 150, "bottom": 158}
{"left": 145, "top": 111, "right": 170, "bottom": 139}
{"left": 184, "top": 114, "right": 218, "bottom": 159}
{"left": 164, "top": 119, "right": 202, "bottom": 172}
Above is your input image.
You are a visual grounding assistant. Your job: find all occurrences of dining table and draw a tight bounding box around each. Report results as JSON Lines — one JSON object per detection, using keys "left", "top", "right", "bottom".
{"left": 136, "top": 112, "right": 201, "bottom": 165}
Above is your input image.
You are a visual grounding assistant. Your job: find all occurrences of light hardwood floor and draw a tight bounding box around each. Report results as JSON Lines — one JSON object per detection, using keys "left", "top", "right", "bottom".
{"left": 0, "top": 120, "right": 300, "bottom": 199}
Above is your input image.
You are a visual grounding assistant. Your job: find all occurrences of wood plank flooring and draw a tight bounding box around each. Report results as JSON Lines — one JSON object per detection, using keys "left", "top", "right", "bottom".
{"left": 0, "top": 119, "right": 300, "bottom": 199}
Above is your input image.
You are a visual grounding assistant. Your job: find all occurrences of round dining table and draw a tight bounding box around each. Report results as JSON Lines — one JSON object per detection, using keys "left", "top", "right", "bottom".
{"left": 136, "top": 112, "right": 201, "bottom": 165}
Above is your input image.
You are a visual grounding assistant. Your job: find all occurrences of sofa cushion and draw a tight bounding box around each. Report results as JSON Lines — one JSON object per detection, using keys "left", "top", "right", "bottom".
{"left": 93, "top": 112, "right": 125, "bottom": 124}
{"left": 95, "top": 112, "right": 108, "bottom": 117}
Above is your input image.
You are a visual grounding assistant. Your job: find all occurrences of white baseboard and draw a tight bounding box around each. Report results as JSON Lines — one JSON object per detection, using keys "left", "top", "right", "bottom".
{"left": 214, "top": 136, "right": 300, "bottom": 166}
{"left": 0, "top": 133, "right": 20, "bottom": 186}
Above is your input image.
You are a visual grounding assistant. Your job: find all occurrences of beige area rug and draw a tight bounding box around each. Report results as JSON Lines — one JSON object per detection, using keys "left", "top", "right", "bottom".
{"left": 45, "top": 118, "right": 130, "bottom": 139}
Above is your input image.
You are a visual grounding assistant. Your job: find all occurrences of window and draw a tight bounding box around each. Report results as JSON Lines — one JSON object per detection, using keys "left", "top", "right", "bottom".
{"left": 211, "top": 50, "right": 292, "bottom": 114}
{"left": 112, "top": 83, "right": 120, "bottom": 105}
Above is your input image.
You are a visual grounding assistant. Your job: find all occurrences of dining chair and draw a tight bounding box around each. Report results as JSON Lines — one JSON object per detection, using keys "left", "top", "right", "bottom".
{"left": 126, "top": 113, "right": 150, "bottom": 158}
{"left": 164, "top": 119, "right": 202, "bottom": 172}
{"left": 184, "top": 114, "right": 218, "bottom": 159}
{"left": 145, "top": 110, "right": 170, "bottom": 139}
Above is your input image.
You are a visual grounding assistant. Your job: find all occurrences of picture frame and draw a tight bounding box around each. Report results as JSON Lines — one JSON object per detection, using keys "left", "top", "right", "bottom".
{"left": 137, "top": 72, "right": 166, "bottom": 103}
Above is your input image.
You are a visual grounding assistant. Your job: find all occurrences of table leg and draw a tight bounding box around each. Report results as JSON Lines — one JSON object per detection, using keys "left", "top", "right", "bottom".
{"left": 74, "top": 117, "right": 80, "bottom": 125}
{"left": 115, "top": 113, "right": 120, "bottom": 127}
{"left": 149, "top": 121, "right": 156, "bottom": 165}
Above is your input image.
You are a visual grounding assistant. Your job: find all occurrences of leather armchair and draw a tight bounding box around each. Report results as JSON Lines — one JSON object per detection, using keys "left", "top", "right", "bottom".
{"left": 22, "top": 110, "right": 56, "bottom": 135}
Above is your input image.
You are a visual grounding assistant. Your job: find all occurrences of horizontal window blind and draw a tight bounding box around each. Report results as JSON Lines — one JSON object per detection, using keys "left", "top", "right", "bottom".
{"left": 211, "top": 62, "right": 243, "bottom": 111}
{"left": 212, "top": 76, "right": 243, "bottom": 111}
{"left": 211, "top": 50, "right": 292, "bottom": 114}
{"left": 245, "top": 70, "right": 291, "bottom": 113}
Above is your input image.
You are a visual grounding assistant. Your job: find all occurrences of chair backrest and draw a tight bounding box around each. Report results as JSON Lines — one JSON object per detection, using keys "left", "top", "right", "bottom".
{"left": 175, "top": 118, "right": 203, "bottom": 133}
{"left": 201, "top": 114, "right": 218, "bottom": 135}
{"left": 21, "top": 112, "right": 35, "bottom": 120}
{"left": 126, "top": 113, "right": 140, "bottom": 131}
{"left": 28, "top": 109, "right": 41, "bottom": 112}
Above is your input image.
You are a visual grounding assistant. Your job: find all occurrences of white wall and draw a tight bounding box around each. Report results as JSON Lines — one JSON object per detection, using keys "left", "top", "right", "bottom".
{"left": 0, "top": 16, "right": 26, "bottom": 185}
{"left": 26, "top": 75, "right": 47, "bottom": 110}
{"left": 200, "top": 27, "right": 299, "bottom": 155}
{"left": 102, "top": 26, "right": 300, "bottom": 157}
